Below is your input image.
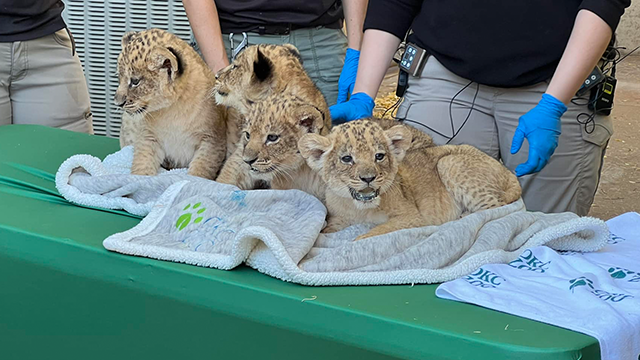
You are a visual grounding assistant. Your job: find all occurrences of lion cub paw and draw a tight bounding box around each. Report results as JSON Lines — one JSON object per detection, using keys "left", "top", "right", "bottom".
{"left": 131, "top": 165, "right": 158, "bottom": 176}
{"left": 187, "top": 166, "right": 215, "bottom": 180}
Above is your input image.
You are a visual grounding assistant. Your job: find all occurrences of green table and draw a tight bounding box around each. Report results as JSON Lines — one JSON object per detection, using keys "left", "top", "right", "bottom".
{"left": 0, "top": 125, "right": 600, "bottom": 360}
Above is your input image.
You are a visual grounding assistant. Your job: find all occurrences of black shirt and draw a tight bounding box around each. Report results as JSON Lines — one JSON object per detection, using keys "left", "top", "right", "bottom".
{"left": 0, "top": 0, "right": 66, "bottom": 42}
{"left": 217, "top": 0, "right": 344, "bottom": 33}
{"left": 364, "top": 0, "right": 630, "bottom": 88}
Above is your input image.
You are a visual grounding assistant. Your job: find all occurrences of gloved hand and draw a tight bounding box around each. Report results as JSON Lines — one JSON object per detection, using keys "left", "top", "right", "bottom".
{"left": 329, "top": 92, "right": 375, "bottom": 124}
{"left": 336, "top": 48, "right": 360, "bottom": 104}
{"left": 510, "top": 93, "right": 567, "bottom": 177}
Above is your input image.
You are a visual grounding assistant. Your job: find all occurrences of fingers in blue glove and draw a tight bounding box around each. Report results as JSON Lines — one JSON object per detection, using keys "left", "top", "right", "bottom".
{"left": 336, "top": 89, "right": 348, "bottom": 105}
{"left": 510, "top": 93, "right": 566, "bottom": 177}
{"left": 515, "top": 152, "right": 543, "bottom": 177}
{"left": 329, "top": 92, "right": 374, "bottom": 124}
{"left": 336, "top": 48, "right": 360, "bottom": 104}
{"left": 510, "top": 126, "right": 526, "bottom": 155}
{"left": 329, "top": 103, "right": 349, "bottom": 124}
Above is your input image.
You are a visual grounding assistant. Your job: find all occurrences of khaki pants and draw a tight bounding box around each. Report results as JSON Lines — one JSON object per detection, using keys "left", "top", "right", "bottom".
{"left": 396, "top": 56, "right": 612, "bottom": 216}
{"left": 0, "top": 29, "right": 93, "bottom": 133}
{"left": 223, "top": 27, "right": 347, "bottom": 106}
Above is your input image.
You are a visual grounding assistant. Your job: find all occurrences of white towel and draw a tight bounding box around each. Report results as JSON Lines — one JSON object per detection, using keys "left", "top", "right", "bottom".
{"left": 436, "top": 212, "right": 640, "bottom": 360}
{"left": 55, "top": 147, "right": 611, "bottom": 286}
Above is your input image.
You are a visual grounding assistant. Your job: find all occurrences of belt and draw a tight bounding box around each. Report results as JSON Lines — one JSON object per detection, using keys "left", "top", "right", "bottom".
{"left": 248, "top": 20, "right": 342, "bottom": 36}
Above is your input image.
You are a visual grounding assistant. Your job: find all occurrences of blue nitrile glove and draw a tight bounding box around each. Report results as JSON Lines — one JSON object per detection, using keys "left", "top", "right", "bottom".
{"left": 510, "top": 93, "right": 567, "bottom": 177}
{"left": 336, "top": 48, "right": 360, "bottom": 104}
{"left": 329, "top": 92, "right": 375, "bottom": 124}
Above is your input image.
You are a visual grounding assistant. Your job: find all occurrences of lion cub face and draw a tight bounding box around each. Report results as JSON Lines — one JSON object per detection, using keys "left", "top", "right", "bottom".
{"left": 114, "top": 29, "right": 185, "bottom": 115}
{"left": 213, "top": 44, "right": 303, "bottom": 113}
{"left": 299, "top": 120, "right": 412, "bottom": 209}
{"left": 240, "top": 96, "right": 325, "bottom": 180}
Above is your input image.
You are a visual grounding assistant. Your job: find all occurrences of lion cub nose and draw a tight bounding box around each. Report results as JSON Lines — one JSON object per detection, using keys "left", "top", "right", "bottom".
{"left": 244, "top": 157, "right": 258, "bottom": 166}
{"left": 114, "top": 94, "right": 127, "bottom": 107}
{"left": 360, "top": 176, "right": 376, "bottom": 184}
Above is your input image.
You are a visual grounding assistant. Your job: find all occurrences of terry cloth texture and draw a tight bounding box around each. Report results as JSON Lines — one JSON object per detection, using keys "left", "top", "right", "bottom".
{"left": 56, "top": 147, "right": 609, "bottom": 286}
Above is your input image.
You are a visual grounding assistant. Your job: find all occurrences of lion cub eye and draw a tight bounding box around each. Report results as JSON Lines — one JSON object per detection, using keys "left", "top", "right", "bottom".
{"left": 244, "top": 131, "right": 250, "bottom": 140}
{"left": 266, "top": 134, "right": 280, "bottom": 143}
{"left": 231, "top": 64, "right": 238, "bottom": 70}
{"left": 375, "top": 153, "right": 386, "bottom": 161}
{"left": 130, "top": 78, "right": 141, "bottom": 87}
{"left": 341, "top": 155, "right": 353, "bottom": 164}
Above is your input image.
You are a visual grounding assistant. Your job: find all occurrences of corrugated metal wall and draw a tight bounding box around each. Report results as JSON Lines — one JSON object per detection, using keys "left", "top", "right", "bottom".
{"left": 62, "top": 0, "right": 193, "bottom": 137}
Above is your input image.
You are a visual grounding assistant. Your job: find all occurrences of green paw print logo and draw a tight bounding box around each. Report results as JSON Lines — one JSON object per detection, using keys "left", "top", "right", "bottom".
{"left": 176, "top": 202, "right": 206, "bottom": 231}
{"left": 608, "top": 267, "right": 634, "bottom": 279}
{"left": 569, "top": 277, "right": 594, "bottom": 292}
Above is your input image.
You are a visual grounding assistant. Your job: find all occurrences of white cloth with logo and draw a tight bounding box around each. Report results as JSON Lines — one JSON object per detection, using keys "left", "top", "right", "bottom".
{"left": 436, "top": 212, "right": 640, "bottom": 360}
{"left": 56, "top": 147, "right": 610, "bottom": 286}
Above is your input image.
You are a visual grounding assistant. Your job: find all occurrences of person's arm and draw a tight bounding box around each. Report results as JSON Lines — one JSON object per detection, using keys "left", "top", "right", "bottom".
{"left": 352, "top": 29, "right": 401, "bottom": 99}
{"left": 343, "top": 0, "right": 368, "bottom": 51}
{"left": 331, "top": 29, "right": 400, "bottom": 117}
{"left": 511, "top": 8, "right": 627, "bottom": 177}
{"left": 331, "top": 0, "right": 421, "bottom": 117}
{"left": 182, "top": 0, "right": 229, "bottom": 73}
{"left": 545, "top": 10, "right": 612, "bottom": 104}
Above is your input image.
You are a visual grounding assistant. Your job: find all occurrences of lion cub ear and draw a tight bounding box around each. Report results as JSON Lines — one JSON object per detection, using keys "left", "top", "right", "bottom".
{"left": 253, "top": 47, "right": 273, "bottom": 82}
{"left": 148, "top": 47, "right": 182, "bottom": 81}
{"left": 282, "top": 44, "right": 303, "bottom": 64}
{"left": 298, "top": 134, "right": 332, "bottom": 171}
{"left": 295, "top": 105, "right": 324, "bottom": 134}
{"left": 121, "top": 31, "right": 137, "bottom": 47}
{"left": 384, "top": 125, "right": 412, "bottom": 162}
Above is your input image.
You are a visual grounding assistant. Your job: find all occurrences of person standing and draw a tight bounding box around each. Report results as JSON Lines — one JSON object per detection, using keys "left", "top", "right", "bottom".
{"left": 330, "top": 0, "right": 630, "bottom": 216}
{"left": 182, "top": 0, "right": 368, "bottom": 106}
{"left": 0, "top": 0, "right": 93, "bottom": 133}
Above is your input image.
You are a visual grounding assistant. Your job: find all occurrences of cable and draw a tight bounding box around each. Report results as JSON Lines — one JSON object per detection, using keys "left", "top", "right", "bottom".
{"left": 381, "top": 96, "right": 402, "bottom": 119}
{"left": 615, "top": 44, "right": 640, "bottom": 65}
{"left": 394, "top": 80, "right": 480, "bottom": 144}
{"left": 572, "top": 42, "right": 638, "bottom": 134}
{"left": 447, "top": 82, "right": 480, "bottom": 144}
{"left": 447, "top": 80, "right": 474, "bottom": 137}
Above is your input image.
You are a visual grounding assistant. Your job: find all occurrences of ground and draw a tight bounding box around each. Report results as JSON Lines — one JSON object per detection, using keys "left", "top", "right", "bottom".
{"left": 374, "top": 57, "right": 640, "bottom": 220}
{"left": 591, "top": 56, "right": 640, "bottom": 219}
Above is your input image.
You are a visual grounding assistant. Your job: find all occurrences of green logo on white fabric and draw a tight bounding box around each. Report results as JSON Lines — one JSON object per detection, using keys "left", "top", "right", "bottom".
{"left": 569, "top": 276, "right": 633, "bottom": 302}
{"left": 176, "top": 202, "right": 206, "bottom": 231}
{"left": 464, "top": 268, "right": 505, "bottom": 288}
{"left": 569, "top": 277, "right": 594, "bottom": 292}
{"left": 608, "top": 267, "right": 640, "bottom": 283}
{"left": 509, "top": 249, "right": 551, "bottom": 273}
{"left": 607, "top": 233, "right": 626, "bottom": 245}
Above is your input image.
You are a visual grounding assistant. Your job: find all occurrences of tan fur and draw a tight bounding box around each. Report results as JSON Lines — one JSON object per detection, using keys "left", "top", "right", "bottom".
{"left": 115, "top": 28, "right": 233, "bottom": 179}
{"left": 213, "top": 44, "right": 331, "bottom": 133}
{"left": 215, "top": 95, "right": 326, "bottom": 199}
{"left": 299, "top": 119, "right": 522, "bottom": 240}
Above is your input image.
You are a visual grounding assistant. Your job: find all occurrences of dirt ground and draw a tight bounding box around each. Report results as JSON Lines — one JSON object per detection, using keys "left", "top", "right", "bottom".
{"left": 591, "top": 56, "right": 640, "bottom": 219}
{"left": 375, "top": 57, "right": 640, "bottom": 220}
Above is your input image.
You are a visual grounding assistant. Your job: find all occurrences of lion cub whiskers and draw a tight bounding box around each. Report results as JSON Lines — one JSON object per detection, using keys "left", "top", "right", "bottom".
{"left": 216, "top": 95, "right": 327, "bottom": 200}
{"left": 299, "top": 119, "right": 522, "bottom": 240}
{"left": 115, "top": 28, "right": 232, "bottom": 179}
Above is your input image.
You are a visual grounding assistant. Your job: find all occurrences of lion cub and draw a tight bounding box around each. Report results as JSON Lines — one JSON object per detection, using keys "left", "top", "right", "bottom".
{"left": 216, "top": 95, "right": 327, "bottom": 199}
{"left": 298, "top": 120, "right": 522, "bottom": 240}
{"left": 213, "top": 44, "right": 331, "bottom": 131}
{"left": 115, "top": 28, "right": 228, "bottom": 179}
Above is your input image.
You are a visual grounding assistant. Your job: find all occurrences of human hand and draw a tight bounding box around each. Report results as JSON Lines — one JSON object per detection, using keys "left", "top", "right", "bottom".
{"left": 510, "top": 93, "right": 567, "bottom": 177}
{"left": 337, "top": 48, "right": 360, "bottom": 104}
{"left": 329, "top": 92, "right": 375, "bottom": 124}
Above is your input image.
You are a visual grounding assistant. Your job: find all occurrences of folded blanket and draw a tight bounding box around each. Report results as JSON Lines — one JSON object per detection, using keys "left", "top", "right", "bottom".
{"left": 55, "top": 147, "right": 609, "bottom": 285}
{"left": 436, "top": 212, "right": 640, "bottom": 360}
